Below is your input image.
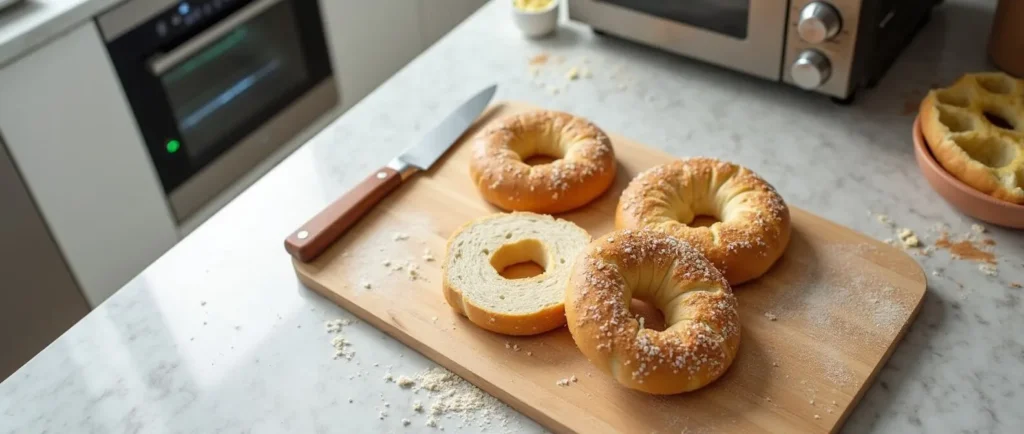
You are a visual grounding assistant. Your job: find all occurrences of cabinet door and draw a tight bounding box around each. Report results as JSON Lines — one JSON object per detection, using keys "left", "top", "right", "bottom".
{"left": 0, "top": 23, "right": 179, "bottom": 307}
{"left": 320, "top": 0, "right": 425, "bottom": 110}
{"left": 0, "top": 137, "right": 89, "bottom": 381}
{"left": 419, "top": 0, "right": 487, "bottom": 48}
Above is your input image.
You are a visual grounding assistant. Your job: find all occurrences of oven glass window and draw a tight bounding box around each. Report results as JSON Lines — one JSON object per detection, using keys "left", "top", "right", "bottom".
{"left": 600, "top": 0, "right": 750, "bottom": 39}
{"left": 159, "top": 1, "right": 309, "bottom": 161}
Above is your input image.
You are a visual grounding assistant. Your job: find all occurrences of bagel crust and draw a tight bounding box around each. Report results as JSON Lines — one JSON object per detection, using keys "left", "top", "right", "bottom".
{"left": 565, "top": 229, "right": 741, "bottom": 395}
{"left": 469, "top": 110, "right": 617, "bottom": 213}
{"left": 616, "top": 158, "right": 791, "bottom": 285}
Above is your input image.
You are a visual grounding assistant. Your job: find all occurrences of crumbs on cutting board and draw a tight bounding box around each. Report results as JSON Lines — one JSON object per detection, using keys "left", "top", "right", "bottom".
{"left": 556, "top": 375, "right": 578, "bottom": 387}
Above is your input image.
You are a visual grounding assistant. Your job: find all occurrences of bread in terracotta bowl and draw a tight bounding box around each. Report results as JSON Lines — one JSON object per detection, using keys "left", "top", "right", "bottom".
{"left": 913, "top": 116, "right": 1024, "bottom": 228}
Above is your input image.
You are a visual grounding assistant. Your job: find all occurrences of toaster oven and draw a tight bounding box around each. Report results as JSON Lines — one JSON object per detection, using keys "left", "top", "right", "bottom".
{"left": 568, "top": 0, "right": 940, "bottom": 102}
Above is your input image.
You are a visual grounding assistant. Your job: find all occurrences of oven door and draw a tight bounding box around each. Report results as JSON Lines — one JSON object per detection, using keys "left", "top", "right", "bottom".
{"left": 567, "top": 0, "right": 788, "bottom": 80}
{"left": 101, "top": 0, "right": 336, "bottom": 221}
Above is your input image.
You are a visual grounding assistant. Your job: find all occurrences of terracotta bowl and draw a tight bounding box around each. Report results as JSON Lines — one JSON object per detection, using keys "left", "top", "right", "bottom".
{"left": 912, "top": 116, "right": 1024, "bottom": 228}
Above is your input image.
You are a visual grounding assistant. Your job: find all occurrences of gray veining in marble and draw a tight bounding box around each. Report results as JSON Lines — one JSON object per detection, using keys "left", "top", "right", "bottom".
{"left": 2, "top": 1, "right": 1023, "bottom": 433}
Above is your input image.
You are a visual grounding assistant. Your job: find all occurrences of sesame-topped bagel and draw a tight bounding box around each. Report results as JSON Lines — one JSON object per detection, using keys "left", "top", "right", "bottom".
{"left": 469, "top": 110, "right": 617, "bottom": 213}
{"left": 565, "top": 229, "right": 741, "bottom": 395}
{"left": 615, "top": 158, "right": 791, "bottom": 285}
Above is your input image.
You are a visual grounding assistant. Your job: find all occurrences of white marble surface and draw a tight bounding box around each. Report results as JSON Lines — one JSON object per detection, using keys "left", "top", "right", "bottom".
{"left": 0, "top": 0, "right": 118, "bottom": 66}
{"left": 3, "top": 1, "right": 1024, "bottom": 432}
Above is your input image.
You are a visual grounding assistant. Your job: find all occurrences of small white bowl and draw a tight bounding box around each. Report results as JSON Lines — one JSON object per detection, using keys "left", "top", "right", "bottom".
{"left": 511, "top": 0, "right": 559, "bottom": 38}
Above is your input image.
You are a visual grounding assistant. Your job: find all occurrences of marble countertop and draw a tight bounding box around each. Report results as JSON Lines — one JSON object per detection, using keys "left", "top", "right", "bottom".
{"left": 0, "top": 0, "right": 119, "bottom": 67}
{"left": 3, "top": 0, "right": 1022, "bottom": 432}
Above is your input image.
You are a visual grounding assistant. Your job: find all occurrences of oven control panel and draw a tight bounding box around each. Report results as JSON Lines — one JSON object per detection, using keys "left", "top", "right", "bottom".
{"left": 783, "top": 0, "right": 862, "bottom": 98}
{"left": 152, "top": 0, "right": 246, "bottom": 42}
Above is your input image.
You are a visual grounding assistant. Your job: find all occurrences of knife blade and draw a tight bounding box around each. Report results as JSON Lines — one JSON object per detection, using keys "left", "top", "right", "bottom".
{"left": 285, "top": 84, "right": 498, "bottom": 262}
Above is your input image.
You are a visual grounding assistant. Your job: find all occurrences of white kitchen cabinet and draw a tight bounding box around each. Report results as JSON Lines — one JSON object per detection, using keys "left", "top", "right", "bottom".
{"left": 320, "top": 0, "right": 486, "bottom": 110}
{"left": 419, "top": 0, "right": 488, "bottom": 48}
{"left": 0, "top": 22, "right": 179, "bottom": 307}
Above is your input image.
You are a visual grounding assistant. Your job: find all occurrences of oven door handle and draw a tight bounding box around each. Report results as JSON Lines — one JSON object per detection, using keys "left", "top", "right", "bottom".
{"left": 149, "top": 0, "right": 285, "bottom": 75}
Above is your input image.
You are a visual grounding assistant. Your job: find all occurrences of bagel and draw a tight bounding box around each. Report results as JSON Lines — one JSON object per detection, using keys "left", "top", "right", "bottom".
{"left": 616, "top": 158, "right": 790, "bottom": 285}
{"left": 469, "top": 110, "right": 617, "bottom": 213}
{"left": 565, "top": 229, "right": 741, "bottom": 395}
{"left": 919, "top": 72, "right": 1024, "bottom": 204}
{"left": 442, "top": 212, "right": 591, "bottom": 335}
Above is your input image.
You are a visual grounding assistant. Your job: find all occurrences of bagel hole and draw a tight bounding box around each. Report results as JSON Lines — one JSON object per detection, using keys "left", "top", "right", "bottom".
{"left": 523, "top": 154, "right": 559, "bottom": 166}
{"left": 490, "top": 238, "right": 548, "bottom": 280}
{"left": 690, "top": 215, "right": 720, "bottom": 227}
{"left": 629, "top": 299, "right": 667, "bottom": 332}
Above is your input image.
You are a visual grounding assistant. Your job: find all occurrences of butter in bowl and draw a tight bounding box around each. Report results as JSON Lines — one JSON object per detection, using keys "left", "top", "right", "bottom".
{"left": 512, "top": 0, "right": 559, "bottom": 38}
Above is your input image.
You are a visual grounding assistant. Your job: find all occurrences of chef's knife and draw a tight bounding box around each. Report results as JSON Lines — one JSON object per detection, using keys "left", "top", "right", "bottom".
{"left": 285, "top": 84, "right": 498, "bottom": 262}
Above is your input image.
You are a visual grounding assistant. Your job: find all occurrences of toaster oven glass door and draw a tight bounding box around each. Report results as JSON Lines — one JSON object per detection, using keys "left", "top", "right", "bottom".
{"left": 600, "top": 0, "right": 750, "bottom": 38}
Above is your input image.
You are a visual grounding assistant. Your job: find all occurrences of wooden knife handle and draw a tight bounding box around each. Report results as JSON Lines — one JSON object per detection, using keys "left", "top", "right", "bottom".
{"left": 285, "top": 167, "right": 402, "bottom": 262}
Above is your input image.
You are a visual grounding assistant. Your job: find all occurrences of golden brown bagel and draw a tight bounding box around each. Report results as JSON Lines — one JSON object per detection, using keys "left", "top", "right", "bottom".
{"left": 469, "top": 110, "right": 617, "bottom": 213}
{"left": 442, "top": 212, "right": 591, "bottom": 336}
{"left": 616, "top": 158, "right": 790, "bottom": 285}
{"left": 565, "top": 229, "right": 741, "bottom": 395}
{"left": 919, "top": 72, "right": 1024, "bottom": 204}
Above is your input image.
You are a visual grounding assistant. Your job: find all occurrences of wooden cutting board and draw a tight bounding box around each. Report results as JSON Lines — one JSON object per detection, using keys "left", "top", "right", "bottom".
{"left": 293, "top": 102, "right": 926, "bottom": 433}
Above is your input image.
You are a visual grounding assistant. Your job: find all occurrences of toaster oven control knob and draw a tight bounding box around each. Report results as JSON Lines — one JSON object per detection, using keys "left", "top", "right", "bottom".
{"left": 797, "top": 2, "right": 842, "bottom": 44}
{"left": 791, "top": 50, "right": 832, "bottom": 90}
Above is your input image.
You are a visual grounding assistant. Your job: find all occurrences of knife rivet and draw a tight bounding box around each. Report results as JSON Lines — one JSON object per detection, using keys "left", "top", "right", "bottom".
{"left": 297, "top": 230, "right": 309, "bottom": 240}
{"left": 376, "top": 171, "right": 388, "bottom": 179}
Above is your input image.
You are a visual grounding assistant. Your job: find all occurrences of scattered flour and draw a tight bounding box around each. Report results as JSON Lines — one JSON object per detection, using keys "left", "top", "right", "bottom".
{"left": 325, "top": 319, "right": 356, "bottom": 360}
{"left": 397, "top": 376, "right": 415, "bottom": 388}
{"left": 392, "top": 232, "right": 410, "bottom": 241}
{"left": 769, "top": 244, "right": 912, "bottom": 389}
{"left": 897, "top": 228, "right": 920, "bottom": 248}
{"left": 407, "top": 367, "right": 513, "bottom": 430}
{"left": 979, "top": 264, "right": 998, "bottom": 277}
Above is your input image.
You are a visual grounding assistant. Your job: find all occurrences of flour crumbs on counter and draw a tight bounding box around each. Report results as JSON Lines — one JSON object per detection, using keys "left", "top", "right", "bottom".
{"left": 979, "top": 264, "right": 998, "bottom": 277}
{"left": 399, "top": 367, "right": 515, "bottom": 430}
{"left": 326, "top": 318, "right": 356, "bottom": 360}
{"left": 392, "top": 232, "right": 411, "bottom": 241}
{"left": 397, "top": 376, "right": 415, "bottom": 389}
{"left": 898, "top": 228, "right": 920, "bottom": 248}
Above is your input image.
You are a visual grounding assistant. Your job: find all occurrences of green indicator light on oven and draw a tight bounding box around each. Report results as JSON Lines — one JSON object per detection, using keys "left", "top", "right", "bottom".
{"left": 166, "top": 139, "right": 181, "bottom": 154}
